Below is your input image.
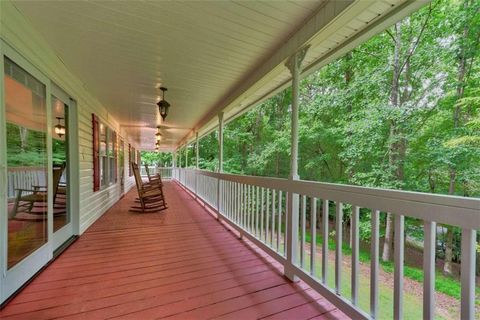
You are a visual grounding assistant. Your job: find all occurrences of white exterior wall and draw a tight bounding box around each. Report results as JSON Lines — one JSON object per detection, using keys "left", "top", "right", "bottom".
{"left": 1, "top": 1, "right": 137, "bottom": 235}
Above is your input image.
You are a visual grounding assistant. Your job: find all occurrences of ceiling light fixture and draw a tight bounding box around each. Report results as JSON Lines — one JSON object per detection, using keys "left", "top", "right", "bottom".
{"left": 54, "top": 117, "right": 66, "bottom": 138}
{"left": 157, "top": 87, "right": 170, "bottom": 121}
{"left": 155, "top": 126, "right": 162, "bottom": 141}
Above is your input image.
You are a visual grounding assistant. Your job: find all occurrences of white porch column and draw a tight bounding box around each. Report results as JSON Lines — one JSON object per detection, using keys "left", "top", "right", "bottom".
{"left": 195, "top": 132, "right": 199, "bottom": 198}
{"left": 172, "top": 150, "right": 177, "bottom": 180}
{"left": 185, "top": 144, "right": 188, "bottom": 168}
{"left": 284, "top": 46, "right": 309, "bottom": 281}
{"left": 179, "top": 147, "right": 183, "bottom": 168}
{"left": 196, "top": 132, "right": 199, "bottom": 169}
{"left": 217, "top": 112, "right": 224, "bottom": 218}
{"left": 218, "top": 112, "right": 224, "bottom": 173}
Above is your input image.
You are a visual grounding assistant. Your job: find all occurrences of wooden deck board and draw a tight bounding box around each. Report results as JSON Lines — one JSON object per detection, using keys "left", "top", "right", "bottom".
{"left": 0, "top": 182, "right": 348, "bottom": 320}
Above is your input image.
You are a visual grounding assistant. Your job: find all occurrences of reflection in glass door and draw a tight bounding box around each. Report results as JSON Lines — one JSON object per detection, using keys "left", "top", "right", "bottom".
{"left": 4, "top": 57, "right": 48, "bottom": 270}
{"left": 51, "top": 86, "right": 73, "bottom": 250}
{"left": 52, "top": 98, "right": 68, "bottom": 232}
{"left": 119, "top": 139, "right": 125, "bottom": 196}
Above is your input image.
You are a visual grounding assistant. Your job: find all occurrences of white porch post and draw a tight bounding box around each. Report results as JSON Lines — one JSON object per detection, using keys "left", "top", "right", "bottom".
{"left": 217, "top": 112, "right": 224, "bottom": 217}
{"left": 172, "top": 151, "right": 177, "bottom": 179}
{"left": 178, "top": 146, "right": 183, "bottom": 183}
{"left": 284, "top": 46, "right": 308, "bottom": 281}
{"left": 218, "top": 112, "right": 224, "bottom": 173}
{"left": 196, "top": 132, "right": 200, "bottom": 169}
{"left": 185, "top": 143, "right": 188, "bottom": 168}
{"left": 179, "top": 147, "right": 183, "bottom": 168}
{"left": 195, "top": 132, "right": 199, "bottom": 198}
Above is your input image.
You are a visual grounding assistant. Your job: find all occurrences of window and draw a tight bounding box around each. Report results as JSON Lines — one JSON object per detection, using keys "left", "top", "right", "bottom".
{"left": 129, "top": 145, "right": 136, "bottom": 177}
{"left": 108, "top": 130, "right": 117, "bottom": 184}
{"left": 92, "top": 113, "right": 117, "bottom": 191}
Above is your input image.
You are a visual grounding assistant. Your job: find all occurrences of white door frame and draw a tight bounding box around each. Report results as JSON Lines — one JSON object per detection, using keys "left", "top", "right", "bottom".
{"left": 0, "top": 40, "right": 80, "bottom": 305}
{"left": 51, "top": 83, "right": 80, "bottom": 251}
{"left": 0, "top": 40, "right": 53, "bottom": 304}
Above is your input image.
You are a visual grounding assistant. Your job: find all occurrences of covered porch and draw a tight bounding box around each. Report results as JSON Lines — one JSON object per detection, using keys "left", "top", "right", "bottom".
{"left": 0, "top": 0, "right": 479, "bottom": 319}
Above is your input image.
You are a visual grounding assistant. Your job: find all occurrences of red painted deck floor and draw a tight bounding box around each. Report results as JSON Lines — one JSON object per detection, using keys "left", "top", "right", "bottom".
{"left": 0, "top": 181, "right": 348, "bottom": 320}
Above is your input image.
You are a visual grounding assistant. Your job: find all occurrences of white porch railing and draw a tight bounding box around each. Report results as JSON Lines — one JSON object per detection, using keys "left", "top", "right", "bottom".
{"left": 140, "top": 166, "right": 173, "bottom": 179}
{"left": 173, "top": 167, "right": 479, "bottom": 320}
{"left": 7, "top": 167, "right": 46, "bottom": 199}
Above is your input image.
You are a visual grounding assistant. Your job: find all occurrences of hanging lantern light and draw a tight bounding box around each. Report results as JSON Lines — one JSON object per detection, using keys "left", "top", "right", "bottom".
{"left": 157, "top": 87, "right": 170, "bottom": 121}
{"left": 155, "top": 126, "right": 162, "bottom": 141}
{"left": 54, "top": 117, "right": 66, "bottom": 138}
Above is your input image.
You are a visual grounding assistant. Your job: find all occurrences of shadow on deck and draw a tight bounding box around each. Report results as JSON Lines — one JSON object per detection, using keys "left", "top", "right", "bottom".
{"left": 0, "top": 181, "right": 348, "bottom": 320}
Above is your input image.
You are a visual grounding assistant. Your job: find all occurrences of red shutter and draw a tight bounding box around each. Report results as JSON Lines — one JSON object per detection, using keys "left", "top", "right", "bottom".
{"left": 113, "top": 131, "right": 118, "bottom": 183}
{"left": 92, "top": 113, "right": 100, "bottom": 192}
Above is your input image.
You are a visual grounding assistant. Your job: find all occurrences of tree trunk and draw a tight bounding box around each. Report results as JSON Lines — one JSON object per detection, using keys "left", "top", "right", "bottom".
{"left": 382, "top": 212, "right": 395, "bottom": 261}
{"left": 383, "top": 22, "right": 402, "bottom": 262}
{"left": 444, "top": 4, "right": 470, "bottom": 275}
{"left": 275, "top": 152, "right": 279, "bottom": 177}
{"left": 344, "top": 52, "right": 354, "bottom": 248}
{"left": 444, "top": 227, "right": 455, "bottom": 275}
{"left": 18, "top": 125, "right": 28, "bottom": 152}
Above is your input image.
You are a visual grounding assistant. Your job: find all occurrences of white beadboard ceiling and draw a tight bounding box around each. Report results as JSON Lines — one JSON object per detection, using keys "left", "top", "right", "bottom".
{"left": 12, "top": 0, "right": 425, "bottom": 151}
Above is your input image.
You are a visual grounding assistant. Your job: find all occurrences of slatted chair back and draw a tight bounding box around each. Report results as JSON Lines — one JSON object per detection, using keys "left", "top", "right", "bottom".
{"left": 145, "top": 165, "right": 162, "bottom": 184}
{"left": 144, "top": 165, "right": 152, "bottom": 178}
{"left": 52, "top": 163, "right": 66, "bottom": 201}
{"left": 132, "top": 163, "right": 145, "bottom": 193}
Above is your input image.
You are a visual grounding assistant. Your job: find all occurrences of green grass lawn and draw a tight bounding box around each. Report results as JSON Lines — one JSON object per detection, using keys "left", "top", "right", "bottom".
{"left": 263, "top": 231, "right": 466, "bottom": 319}
{"left": 304, "top": 232, "right": 479, "bottom": 300}
{"left": 299, "top": 247, "right": 428, "bottom": 320}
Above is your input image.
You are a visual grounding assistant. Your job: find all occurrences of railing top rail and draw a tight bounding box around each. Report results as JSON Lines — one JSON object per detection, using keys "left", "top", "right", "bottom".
{"left": 7, "top": 166, "right": 46, "bottom": 171}
{"left": 187, "top": 168, "right": 480, "bottom": 229}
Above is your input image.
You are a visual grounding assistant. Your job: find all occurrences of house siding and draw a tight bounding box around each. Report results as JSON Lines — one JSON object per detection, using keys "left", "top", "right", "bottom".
{"left": 0, "top": 1, "right": 137, "bottom": 235}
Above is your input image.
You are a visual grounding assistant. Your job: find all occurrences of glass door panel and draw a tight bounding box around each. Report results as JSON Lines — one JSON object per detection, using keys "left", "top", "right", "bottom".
{"left": 51, "top": 85, "right": 73, "bottom": 250}
{"left": 119, "top": 139, "right": 125, "bottom": 195}
{"left": 4, "top": 57, "right": 48, "bottom": 269}
{"left": 52, "top": 97, "right": 68, "bottom": 232}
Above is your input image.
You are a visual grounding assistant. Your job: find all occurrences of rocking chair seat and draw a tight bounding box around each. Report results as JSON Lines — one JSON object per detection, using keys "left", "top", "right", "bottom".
{"left": 16, "top": 193, "right": 46, "bottom": 202}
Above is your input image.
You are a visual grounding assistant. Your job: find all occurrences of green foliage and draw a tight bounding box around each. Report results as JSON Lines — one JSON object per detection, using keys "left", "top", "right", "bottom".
{"left": 140, "top": 151, "right": 172, "bottom": 166}
{"left": 6, "top": 123, "right": 47, "bottom": 167}
{"left": 197, "top": 130, "right": 218, "bottom": 171}
{"left": 217, "top": 0, "right": 480, "bottom": 199}
{"left": 210, "top": 0, "right": 479, "bottom": 273}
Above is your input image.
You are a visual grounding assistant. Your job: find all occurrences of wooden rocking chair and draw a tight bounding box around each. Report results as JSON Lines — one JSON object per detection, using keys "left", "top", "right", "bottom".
{"left": 11, "top": 163, "right": 66, "bottom": 218}
{"left": 130, "top": 163, "right": 167, "bottom": 213}
{"left": 145, "top": 165, "right": 163, "bottom": 185}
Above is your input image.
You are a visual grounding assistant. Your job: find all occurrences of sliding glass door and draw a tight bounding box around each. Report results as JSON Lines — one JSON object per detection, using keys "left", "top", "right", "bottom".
{"left": 1, "top": 43, "right": 78, "bottom": 305}
{"left": 4, "top": 56, "right": 49, "bottom": 269}
{"left": 1, "top": 48, "right": 53, "bottom": 303}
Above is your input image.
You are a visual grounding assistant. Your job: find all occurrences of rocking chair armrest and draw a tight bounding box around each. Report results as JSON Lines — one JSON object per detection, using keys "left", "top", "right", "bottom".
{"left": 14, "top": 188, "right": 38, "bottom": 195}
{"left": 15, "top": 188, "right": 36, "bottom": 192}
{"left": 32, "top": 185, "right": 47, "bottom": 190}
